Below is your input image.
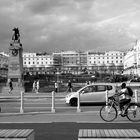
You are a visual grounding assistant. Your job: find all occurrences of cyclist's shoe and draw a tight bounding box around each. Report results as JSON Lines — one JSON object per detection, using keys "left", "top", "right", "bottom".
{"left": 120, "top": 110, "right": 127, "bottom": 117}
{"left": 118, "top": 111, "right": 122, "bottom": 115}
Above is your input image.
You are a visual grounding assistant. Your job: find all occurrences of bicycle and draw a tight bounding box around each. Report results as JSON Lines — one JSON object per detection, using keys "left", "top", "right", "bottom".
{"left": 100, "top": 95, "right": 140, "bottom": 122}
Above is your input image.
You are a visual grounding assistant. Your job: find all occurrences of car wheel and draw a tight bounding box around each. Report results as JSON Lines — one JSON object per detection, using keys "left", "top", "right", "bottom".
{"left": 70, "top": 98, "right": 77, "bottom": 106}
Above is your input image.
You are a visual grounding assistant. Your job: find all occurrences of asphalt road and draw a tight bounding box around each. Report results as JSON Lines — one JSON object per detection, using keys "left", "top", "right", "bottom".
{"left": 0, "top": 123, "right": 140, "bottom": 140}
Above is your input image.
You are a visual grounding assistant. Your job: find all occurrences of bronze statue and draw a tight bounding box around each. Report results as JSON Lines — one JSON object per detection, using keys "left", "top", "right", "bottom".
{"left": 12, "top": 27, "right": 20, "bottom": 43}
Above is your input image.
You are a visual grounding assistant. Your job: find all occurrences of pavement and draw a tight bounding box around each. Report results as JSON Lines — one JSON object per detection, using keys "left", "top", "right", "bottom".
{"left": 0, "top": 91, "right": 67, "bottom": 99}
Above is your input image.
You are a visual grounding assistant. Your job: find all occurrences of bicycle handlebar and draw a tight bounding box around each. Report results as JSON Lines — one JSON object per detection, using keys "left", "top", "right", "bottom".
{"left": 108, "top": 95, "right": 118, "bottom": 101}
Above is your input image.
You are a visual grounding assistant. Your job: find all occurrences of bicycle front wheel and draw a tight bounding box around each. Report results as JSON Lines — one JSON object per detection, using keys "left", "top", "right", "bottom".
{"left": 127, "top": 103, "right": 140, "bottom": 122}
{"left": 100, "top": 105, "right": 117, "bottom": 122}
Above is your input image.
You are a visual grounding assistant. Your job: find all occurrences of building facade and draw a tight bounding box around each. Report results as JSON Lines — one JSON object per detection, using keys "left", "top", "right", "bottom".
{"left": 53, "top": 51, "right": 88, "bottom": 74}
{"left": 0, "top": 52, "right": 9, "bottom": 78}
{"left": 23, "top": 52, "right": 54, "bottom": 75}
{"left": 53, "top": 50, "right": 124, "bottom": 75}
{"left": 124, "top": 40, "right": 140, "bottom": 76}
{"left": 0, "top": 50, "right": 125, "bottom": 77}
{"left": 87, "top": 51, "right": 124, "bottom": 75}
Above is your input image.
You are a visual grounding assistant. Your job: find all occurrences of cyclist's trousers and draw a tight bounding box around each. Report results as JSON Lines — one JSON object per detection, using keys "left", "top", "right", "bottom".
{"left": 119, "top": 99, "right": 131, "bottom": 109}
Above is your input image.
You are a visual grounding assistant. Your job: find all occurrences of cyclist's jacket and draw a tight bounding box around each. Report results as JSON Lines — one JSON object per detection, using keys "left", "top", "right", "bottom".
{"left": 120, "top": 88, "right": 131, "bottom": 100}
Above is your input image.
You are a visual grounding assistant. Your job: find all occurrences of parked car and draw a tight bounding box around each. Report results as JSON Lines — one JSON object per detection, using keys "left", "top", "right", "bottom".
{"left": 65, "top": 83, "right": 117, "bottom": 106}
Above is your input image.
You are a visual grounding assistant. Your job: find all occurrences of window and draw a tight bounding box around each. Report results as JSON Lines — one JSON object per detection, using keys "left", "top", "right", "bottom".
{"left": 106, "top": 85, "right": 112, "bottom": 90}
{"left": 81, "top": 86, "right": 96, "bottom": 94}
{"left": 96, "top": 85, "right": 106, "bottom": 92}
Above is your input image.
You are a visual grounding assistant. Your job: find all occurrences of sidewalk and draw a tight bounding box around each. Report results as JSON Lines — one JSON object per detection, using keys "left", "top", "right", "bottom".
{"left": 0, "top": 92, "right": 67, "bottom": 99}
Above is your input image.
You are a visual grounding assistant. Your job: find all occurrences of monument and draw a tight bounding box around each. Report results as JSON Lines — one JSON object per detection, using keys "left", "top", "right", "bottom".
{"left": 7, "top": 27, "right": 24, "bottom": 92}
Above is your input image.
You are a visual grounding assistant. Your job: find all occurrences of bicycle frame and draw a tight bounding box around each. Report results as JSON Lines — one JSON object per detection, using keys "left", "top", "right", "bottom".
{"left": 100, "top": 96, "right": 140, "bottom": 122}
{"left": 108, "top": 96, "right": 132, "bottom": 115}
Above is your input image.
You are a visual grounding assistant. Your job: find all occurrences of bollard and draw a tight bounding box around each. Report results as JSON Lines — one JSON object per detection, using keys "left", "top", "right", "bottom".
{"left": 20, "top": 91, "right": 24, "bottom": 113}
{"left": 105, "top": 90, "right": 108, "bottom": 106}
{"left": 77, "top": 92, "right": 81, "bottom": 112}
{"left": 105, "top": 90, "right": 109, "bottom": 111}
{"left": 51, "top": 91, "right": 55, "bottom": 113}
{"left": 134, "top": 89, "right": 138, "bottom": 103}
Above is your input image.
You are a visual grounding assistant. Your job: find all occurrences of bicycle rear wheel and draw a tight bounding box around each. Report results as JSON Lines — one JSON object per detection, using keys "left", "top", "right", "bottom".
{"left": 127, "top": 103, "right": 140, "bottom": 122}
{"left": 100, "top": 105, "right": 117, "bottom": 122}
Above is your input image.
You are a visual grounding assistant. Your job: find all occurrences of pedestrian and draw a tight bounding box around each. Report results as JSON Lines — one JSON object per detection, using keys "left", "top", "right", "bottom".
{"left": 54, "top": 82, "right": 58, "bottom": 93}
{"left": 36, "top": 80, "right": 40, "bottom": 94}
{"left": 32, "top": 80, "right": 36, "bottom": 92}
{"left": 67, "top": 80, "right": 72, "bottom": 92}
{"left": 9, "top": 79, "right": 13, "bottom": 94}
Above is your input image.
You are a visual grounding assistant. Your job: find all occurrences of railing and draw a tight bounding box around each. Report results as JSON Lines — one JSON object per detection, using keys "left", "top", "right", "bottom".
{"left": 19, "top": 91, "right": 58, "bottom": 114}
{"left": 0, "top": 89, "right": 139, "bottom": 114}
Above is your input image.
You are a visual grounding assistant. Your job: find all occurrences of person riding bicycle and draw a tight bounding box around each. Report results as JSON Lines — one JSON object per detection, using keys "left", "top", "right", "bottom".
{"left": 115, "top": 83, "right": 132, "bottom": 115}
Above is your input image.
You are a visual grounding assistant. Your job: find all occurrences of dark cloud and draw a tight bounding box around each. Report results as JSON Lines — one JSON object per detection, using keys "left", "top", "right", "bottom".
{"left": 0, "top": 0, "right": 139, "bottom": 52}
{"left": 26, "top": 0, "right": 73, "bottom": 14}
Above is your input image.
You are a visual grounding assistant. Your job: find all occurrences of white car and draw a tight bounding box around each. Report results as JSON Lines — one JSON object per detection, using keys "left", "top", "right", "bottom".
{"left": 65, "top": 83, "right": 117, "bottom": 106}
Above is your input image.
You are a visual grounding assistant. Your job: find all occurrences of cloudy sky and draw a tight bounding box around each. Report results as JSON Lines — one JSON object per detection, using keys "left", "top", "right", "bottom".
{"left": 0, "top": 0, "right": 140, "bottom": 52}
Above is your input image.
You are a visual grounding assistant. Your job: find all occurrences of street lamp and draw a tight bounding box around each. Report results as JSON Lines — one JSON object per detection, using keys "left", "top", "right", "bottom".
{"left": 56, "top": 68, "right": 60, "bottom": 92}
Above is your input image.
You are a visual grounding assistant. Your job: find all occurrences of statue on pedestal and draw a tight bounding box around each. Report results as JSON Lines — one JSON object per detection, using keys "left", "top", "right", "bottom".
{"left": 12, "top": 27, "right": 20, "bottom": 43}
{"left": 10, "top": 27, "right": 22, "bottom": 47}
{"left": 7, "top": 27, "right": 24, "bottom": 92}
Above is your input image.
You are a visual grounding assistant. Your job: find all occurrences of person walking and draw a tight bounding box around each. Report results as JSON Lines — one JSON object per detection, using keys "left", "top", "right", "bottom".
{"left": 36, "top": 80, "right": 40, "bottom": 94}
{"left": 9, "top": 79, "right": 13, "bottom": 94}
{"left": 67, "top": 80, "right": 72, "bottom": 92}
{"left": 32, "top": 80, "right": 36, "bottom": 92}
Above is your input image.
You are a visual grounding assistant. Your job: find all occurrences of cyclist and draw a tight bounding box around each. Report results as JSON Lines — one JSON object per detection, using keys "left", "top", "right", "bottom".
{"left": 115, "top": 83, "right": 131, "bottom": 115}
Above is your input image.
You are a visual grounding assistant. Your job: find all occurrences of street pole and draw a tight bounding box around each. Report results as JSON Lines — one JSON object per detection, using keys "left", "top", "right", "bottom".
{"left": 77, "top": 92, "right": 81, "bottom": 112}
{"left": 20, "top": 91, "right": 24, "bottom": 113}
{"left": 57, "top": 68, "right": 59, "bottom": 92}
{"left": 51, "top": 91, "right": 55, "bottom": 113}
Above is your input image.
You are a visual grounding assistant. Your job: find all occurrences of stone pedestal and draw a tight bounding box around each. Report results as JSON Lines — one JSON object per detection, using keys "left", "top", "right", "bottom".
{"left": 8, "top": 42, "right": 23, "bottom": 83}
{"left": 5, "top": 41, "right": 24, "bottom": 93}
{"left": 1, "top": 28, "right": 24, "bottom": 94}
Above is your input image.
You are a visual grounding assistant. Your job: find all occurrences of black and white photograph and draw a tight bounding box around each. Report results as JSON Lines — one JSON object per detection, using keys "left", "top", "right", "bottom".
{"left": 0, "top": 0, "right": 140, "bottom": 139}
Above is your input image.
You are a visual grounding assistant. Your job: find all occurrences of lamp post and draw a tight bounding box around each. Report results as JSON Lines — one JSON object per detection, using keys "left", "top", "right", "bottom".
{"left": 56, "top": 68, "right": 59, "bottom": 92}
